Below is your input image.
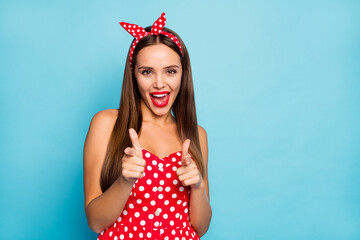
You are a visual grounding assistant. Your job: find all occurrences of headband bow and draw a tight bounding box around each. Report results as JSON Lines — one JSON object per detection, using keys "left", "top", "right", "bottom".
{"left": 119, "top": 12, "right": 183, "bottom": 68}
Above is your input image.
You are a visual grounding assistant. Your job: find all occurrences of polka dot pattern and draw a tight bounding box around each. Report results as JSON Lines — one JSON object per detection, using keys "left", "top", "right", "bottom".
{"left": 119, "top": 12, "right": 184, "bottom": 69}
{"left": 97, "top": 148, "right": 199, "bottom": 240}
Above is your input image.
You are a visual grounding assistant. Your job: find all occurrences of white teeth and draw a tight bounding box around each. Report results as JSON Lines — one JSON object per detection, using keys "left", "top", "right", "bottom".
{"left": 152, "top": 93, "right": 168, "bottom": 97}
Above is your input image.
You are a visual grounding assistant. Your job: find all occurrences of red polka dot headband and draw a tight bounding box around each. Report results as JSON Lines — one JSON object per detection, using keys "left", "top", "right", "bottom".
{"left": 119, "top": 12, "right": 183, "bottom": 69}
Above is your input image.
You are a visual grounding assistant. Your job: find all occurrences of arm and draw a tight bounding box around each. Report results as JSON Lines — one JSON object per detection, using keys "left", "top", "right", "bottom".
{"left": 83, "top": 110, "right": 145, "bottom": 233}
{"left": 188, "top": 126, "right": 212, "bottom": 236}
{"left": 176, "top": 126, "right": 212, "bottom": 237}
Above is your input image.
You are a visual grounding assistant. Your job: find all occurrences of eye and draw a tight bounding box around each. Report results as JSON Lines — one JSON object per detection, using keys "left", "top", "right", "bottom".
{"left": 141, "top": 69, "right": 152, "bottom": 75}
{"left": 167, "top": 69, "right": 177, "bottom": 74}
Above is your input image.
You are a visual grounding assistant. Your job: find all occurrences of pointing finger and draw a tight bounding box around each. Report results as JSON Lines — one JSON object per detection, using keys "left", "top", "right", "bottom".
{"left": 129, "top": 128, "right": 141, "bottom": 149}
{"left": 181, "top": 139, "right": 191, "bottom": 166}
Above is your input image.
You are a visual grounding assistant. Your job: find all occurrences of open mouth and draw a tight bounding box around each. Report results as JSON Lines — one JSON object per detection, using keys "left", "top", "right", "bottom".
{"left": 150, "top": 92, "right": 170, "bottom": 108}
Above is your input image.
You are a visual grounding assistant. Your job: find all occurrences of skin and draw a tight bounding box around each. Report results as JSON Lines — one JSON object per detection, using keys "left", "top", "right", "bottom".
{"left": 83, "top": 43, "right": 212, "bottom": 237}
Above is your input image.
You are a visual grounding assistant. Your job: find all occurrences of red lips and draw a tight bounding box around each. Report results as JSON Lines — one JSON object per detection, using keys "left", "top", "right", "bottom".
{"left": 150, "top": 91, "right": 170, "bottom": 107}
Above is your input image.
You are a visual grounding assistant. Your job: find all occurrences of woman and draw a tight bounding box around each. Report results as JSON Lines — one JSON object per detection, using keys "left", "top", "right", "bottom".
{"left": 83, "top": 13, "right": 212, "bottom": 239}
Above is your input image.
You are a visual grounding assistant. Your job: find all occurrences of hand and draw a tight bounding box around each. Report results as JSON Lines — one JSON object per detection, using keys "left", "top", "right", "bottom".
{"left": 121, "top": 128, "right": 146, "bottom": 183}
{"left": 176, "top": 139, "right": 202, "bottom": 189}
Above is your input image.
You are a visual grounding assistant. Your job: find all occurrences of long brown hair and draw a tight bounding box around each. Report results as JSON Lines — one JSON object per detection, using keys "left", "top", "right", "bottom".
{"left": 100, "top": 26, "right": 203, "bottom": 192}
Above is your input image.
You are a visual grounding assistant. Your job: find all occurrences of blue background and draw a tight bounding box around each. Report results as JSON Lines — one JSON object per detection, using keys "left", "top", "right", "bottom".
{"left": 1, "top": 0, "right": 359, "bottom": 239}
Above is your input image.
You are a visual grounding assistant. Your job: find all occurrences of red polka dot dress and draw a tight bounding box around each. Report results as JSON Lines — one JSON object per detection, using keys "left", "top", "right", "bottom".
{"left": 97, "top": 149, "right": 200, "bottom": 240}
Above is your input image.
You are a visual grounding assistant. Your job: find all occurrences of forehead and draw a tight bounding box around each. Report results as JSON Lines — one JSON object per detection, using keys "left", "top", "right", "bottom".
{"left": 135, "top": 44, "right": 181, "bottom": 68}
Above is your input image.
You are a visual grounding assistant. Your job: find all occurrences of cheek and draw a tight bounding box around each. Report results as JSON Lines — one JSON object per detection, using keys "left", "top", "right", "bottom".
{"left": 136, "top": 77, "right": 149, "bottom": 95}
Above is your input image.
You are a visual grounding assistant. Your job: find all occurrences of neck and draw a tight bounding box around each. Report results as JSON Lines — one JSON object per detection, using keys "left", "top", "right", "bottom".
{"left": 140, "top": 99, "right": 176, "bottom": 126}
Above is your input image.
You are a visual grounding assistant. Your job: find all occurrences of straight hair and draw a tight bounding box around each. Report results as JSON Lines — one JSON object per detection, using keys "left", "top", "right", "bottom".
{"left": 100, "top": 27, "right": 203, "bottom": 192}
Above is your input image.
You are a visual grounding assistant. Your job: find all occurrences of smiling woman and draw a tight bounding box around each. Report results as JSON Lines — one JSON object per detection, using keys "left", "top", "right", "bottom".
{"left": 83, "top": 12, "right": 212, "bottom": 240}
{"left": 135, "top": 44, "right": 182, "bottom": 115}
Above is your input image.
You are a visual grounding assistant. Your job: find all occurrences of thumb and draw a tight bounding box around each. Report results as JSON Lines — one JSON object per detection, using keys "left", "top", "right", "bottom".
{"left": 181, "top": 139, "right": 191, "bottom": 166}
{"left": 129, "top": 128, "right": 142, "bottom": 156}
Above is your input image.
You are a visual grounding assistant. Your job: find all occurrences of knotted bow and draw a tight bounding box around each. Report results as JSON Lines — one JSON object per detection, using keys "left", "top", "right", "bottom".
{"left": 119, "top": 12, "right": 183, "bottom": 68}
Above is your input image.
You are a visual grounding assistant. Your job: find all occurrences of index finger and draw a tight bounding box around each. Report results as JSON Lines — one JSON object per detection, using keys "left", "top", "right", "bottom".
{"left": 129, "top": 128, "right": 142, "bottom": 150}
{"left": 181, "top": 139, "right": 191, "bottom": 165}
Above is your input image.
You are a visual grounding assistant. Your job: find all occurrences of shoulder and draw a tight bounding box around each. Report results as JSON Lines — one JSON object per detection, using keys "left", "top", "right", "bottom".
{"left": 197, "top": 125, "right": 208, "bottom": 161}
{"left": 84, "top": 109, "right": 118, "bottom": 155}
{"left": 89, "top": 109, "right": 118, "bottom": 133}
{"left": 91, "top": 109, "right": 118, "bottom": 125}
{"left": 198, "top": 125, "right": 207, "bottom": 140}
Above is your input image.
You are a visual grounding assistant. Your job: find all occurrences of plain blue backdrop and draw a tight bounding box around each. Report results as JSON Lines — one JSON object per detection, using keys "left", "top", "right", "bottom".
{"left": 1, "top": 0, "right": 359, "bottom": 239}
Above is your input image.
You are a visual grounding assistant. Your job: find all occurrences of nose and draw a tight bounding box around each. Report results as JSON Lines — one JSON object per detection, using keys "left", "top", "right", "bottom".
{"left": 153, "top": 74, "right": 165, "bottom": 89}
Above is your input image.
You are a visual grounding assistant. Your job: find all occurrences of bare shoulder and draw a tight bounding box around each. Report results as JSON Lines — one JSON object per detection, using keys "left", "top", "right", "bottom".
{"left": 197, "top": 125, "right": 208, "bottom": 163}
{"left": 91, "top": 109, "right": 118, "bottom": 126}
{"left": 83, "top": 109, "right": 118, "bottom": 209}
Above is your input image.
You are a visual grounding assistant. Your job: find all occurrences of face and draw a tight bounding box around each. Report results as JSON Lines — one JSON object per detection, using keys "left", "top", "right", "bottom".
{"left": 134, "top": 43, "right": 182, "bottom": 116}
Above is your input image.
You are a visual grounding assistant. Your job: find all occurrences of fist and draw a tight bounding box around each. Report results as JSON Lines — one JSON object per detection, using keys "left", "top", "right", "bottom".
{"left": 176, "top": 139, "right": 202, "bottom": 188}
{"left": 121, "top": 128, "right": 147, "bottom": 183}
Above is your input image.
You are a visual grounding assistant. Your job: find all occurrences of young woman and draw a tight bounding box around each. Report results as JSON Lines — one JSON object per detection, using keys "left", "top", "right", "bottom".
{"left": 83, "top": 13, "right": 212, "bottom": 240}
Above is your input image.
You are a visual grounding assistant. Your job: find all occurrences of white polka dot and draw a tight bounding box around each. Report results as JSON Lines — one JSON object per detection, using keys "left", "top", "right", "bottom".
{"left": 172, "top": 166, "right": 177, "bottom": 171}
{"left": 184, "top": 208, "right": 188, "bottom": 213}
{"left": 170, "top": 206, "right": 175, "bottom": 212}
{"left": 117, "top": 216, "right": 122, "bottom": 222}
{"left": 148, "top": 214, "right": 154, "bottom": 219}
{"left": 158, "top": 194, "right": 163, "bottom": 199}
{"left": 147, "top": 232, "right": 152, "bottom": 238}
{"left": 139, "top": 186, "right": 144, "bottom": 191}
{"left": 160, "top": 229, "right": 164, "bottom": 234}
{"left": 172, "top": 157, "right": 177, "bottom": 162}
{"left": 160, "top": 180, "right": 164, "bottom": 185}
{"left": 165, "top": 187, "right": 171, "bottom": 192}
{"left": 179, "top": 186, "right": 184, "bottom": 192}
{"left": 172, "top": 193, "right": 177, "bottom": 198}
{"left": 170, "top": 220, "right": 174, "bottom": 226}
{"left": 129, "top": 233, "right": 133, "bottom": 238}
{"left": 176, "top": 213, "right": 180, "bottom": 218}
{"left": 177, "top": 200, "right": 182, "bottom": 204}
{"left": 140, "top": 220, "right": 146, "bottom": 226}
{"left": 154, "top": 221, "right": 159, "bottom": 227}
{"left": 178, "top": 161, "right": 182, "bottom": 165}
{"left": 123, "top": 210, "right": 128, "bottom": 215}
{"left": 135, "top": 212, "right": 140, "bottom": 217}
{"left": 183, "top": 202, "right": 187, "bottom": 206}
{"left": 109, "top": 231, "right": 113, "bottom": 237}
{"left": 154, "top": 173, "right": 158, "bottom": 178}
{"left": 164, "top": 200, "right": 169, "bottom": 205}
{"left": 163, "top": 213, "right": 168, "bottom": 219}
{"left": 147, "top": 166, "right": 152, "bottom": 171}
{"left": 152, "top": 186, "right": 157, "bottom": 192}
{"left": 145, "top": 152, "right": 150, "bottom": 158}
{"left": 177, "top": 152, "right": 181, "bottom": 156}
{"left": 173, "top": 179, "right": 178, "bottom": 185}
{"left": 158, "top": 163, "right": 164, "bottom": 168}
{"left": 165, "top": 237, "right": 169, "bottom": 240}
{"left": 150, "top": 200, "right": 156, "bottom": 206}
{"left": 120, "top": 234, "right": 125, "bottom": 239}
{"left": 166, "top": 173, "right": 171, "bottom": 178}
{"left": 152, "top": 160, "right": 157, "bottom": 165}
{"left": 124, "top": 226, "right": 128, "bottom": 232}
{"left": 172, "top": 229, "right": 176, "bottom": 235}
{"left": 137, "top": 199, "right": 142, "bottom": 204}
{"left": 129, "top": 203, "right": 134, "bottom": 209}
{"left": 114, "top": 236, "right": 118, "bottom": 240}
{"left": 147, "top": 179, "right": 152, "bottom": 185}
{"left": 145, "top": 193, "right": 150, "bottom": 198}
{"left": 143, "top": 206, "right": 148, "bottom": 211}
{"left": 139, "top": 232, "right": 143, "bottom": 238}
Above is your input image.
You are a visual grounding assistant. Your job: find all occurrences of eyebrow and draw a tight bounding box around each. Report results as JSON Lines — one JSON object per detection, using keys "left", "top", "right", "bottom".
{"left": 137, "top": 65, "right": 180, "bottom": 70}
